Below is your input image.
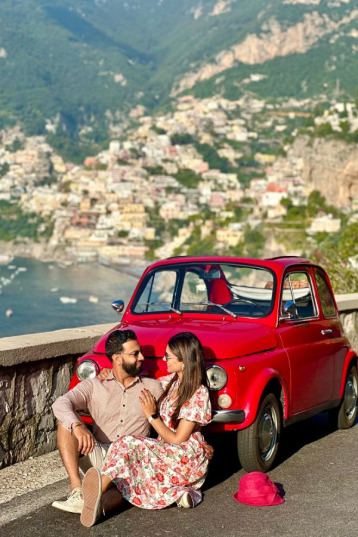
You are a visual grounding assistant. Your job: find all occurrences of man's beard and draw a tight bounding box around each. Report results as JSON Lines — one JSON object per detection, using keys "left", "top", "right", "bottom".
{"left": 122, "top": 358, "right": 142, "bottom": 376}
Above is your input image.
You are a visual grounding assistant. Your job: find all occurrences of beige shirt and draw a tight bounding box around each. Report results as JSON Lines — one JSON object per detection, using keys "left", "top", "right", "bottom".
{"left": 52, "top": 372, "right": 163, "bottom": 444}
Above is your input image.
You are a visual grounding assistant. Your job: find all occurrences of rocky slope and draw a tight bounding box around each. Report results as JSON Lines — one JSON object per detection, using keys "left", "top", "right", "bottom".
{"left": 173, "top": 8, "right": 358, "bottom": 95}
{"left": 288, "top": 136, "right": 358, "bottom": 209}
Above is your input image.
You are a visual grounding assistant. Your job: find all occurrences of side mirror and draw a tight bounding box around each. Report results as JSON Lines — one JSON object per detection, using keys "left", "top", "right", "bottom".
{"left": 282, "top": 300, "right": 298, "bottom": 319}
{"left": 111, "top": 300, "right": 125, "bottom": 314}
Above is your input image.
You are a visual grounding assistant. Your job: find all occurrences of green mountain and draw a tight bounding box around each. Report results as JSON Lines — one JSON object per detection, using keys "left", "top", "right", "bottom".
{"left": 0, "top": 0, "right": 357, "bottom": 153}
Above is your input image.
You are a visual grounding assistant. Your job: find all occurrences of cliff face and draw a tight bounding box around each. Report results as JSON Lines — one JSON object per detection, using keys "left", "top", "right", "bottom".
{"left": 172, "top": 9, "right": 358, "bottom": 95}
{"left": 288, "top": 136, "right": 358, "bottom": 209}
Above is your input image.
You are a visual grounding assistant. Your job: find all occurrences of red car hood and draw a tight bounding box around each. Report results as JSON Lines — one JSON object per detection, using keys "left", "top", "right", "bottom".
{"left": 93, "top": 318, "right": 278, "bottom": 360}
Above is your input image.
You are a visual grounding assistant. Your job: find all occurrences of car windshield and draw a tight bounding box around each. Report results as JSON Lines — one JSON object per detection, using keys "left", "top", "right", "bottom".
{"left": 132, "top": 262, "right": 275, "bottom": 318}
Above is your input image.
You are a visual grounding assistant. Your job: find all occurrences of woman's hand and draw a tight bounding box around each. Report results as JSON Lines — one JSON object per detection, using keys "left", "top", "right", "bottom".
{"left": 139, "top": 388, "right": 157, "bottom": 419}
{"left": 97, "top": 368, "right": 112, "bottom": 381}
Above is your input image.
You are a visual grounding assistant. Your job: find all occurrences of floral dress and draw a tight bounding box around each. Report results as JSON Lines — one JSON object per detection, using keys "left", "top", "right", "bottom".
{"left": 102, "top": 373, "right": 212, "bottom": 509}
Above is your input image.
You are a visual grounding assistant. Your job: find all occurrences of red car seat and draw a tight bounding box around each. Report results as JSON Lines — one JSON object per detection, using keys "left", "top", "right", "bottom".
{"left": 209, "top": 278, "right": 233, "bottom": 304}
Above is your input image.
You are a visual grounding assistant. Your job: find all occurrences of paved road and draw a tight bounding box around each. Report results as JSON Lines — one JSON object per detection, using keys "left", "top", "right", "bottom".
{"left": 1, "top": 414, "right": 357, "bottom": 537}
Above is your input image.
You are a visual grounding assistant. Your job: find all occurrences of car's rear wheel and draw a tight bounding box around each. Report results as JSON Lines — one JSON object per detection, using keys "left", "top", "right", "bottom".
{"left": 329, "top": 365, "right": 358, "bottom": 429}
{"left": 237, "top": 392, "right": 281, "bottom": 472}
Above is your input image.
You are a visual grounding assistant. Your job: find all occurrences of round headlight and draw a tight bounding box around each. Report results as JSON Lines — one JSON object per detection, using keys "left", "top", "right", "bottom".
{"left": 206, "top": 366, "right": 228, "bottom": 391}
{"left": 77, "top": 360, "right": 99, "bottom": 381}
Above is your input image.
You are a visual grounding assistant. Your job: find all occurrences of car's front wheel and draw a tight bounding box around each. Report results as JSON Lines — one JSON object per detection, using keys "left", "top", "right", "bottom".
{"left": 237, "top": 392, "right": 281, "bottom": 472}
{"left": 329, "top": 365, "right": 358, "bottom": 429}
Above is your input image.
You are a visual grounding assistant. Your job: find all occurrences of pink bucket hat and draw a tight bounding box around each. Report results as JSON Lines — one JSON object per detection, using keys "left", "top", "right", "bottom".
{"left": 233, "top": 472, "right": 285, "bottom": 506}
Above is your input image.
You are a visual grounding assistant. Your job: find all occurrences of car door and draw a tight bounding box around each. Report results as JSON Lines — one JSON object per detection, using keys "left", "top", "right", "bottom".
{"left": 277, "top": 269, "right": 335, "bottom": 414}
{"left": 314, "top": 268, "right": 348, "bottom": 398}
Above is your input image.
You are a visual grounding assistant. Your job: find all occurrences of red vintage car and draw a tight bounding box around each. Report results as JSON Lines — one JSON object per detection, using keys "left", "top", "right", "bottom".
{"left": 69, "top": 256, "right": 357, "bottom": 471}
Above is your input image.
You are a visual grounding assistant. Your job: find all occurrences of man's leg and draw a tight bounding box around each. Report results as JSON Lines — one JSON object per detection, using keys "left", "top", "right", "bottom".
{"left": 52, "top": 423, "right": 84, "bottom": 513}
{"left": 53, "top": 424, "right": 109, "bottom": 514}
{"left": 79, "top": 441, "right": 108, "bottom": 476}
{"left": 57, "top": 422, "right": 82, "bottom": 490}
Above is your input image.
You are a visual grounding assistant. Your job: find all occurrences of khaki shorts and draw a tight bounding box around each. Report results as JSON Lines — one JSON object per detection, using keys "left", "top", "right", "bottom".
{"left": 79, "top": 441, "right": 110, "bottom": 475}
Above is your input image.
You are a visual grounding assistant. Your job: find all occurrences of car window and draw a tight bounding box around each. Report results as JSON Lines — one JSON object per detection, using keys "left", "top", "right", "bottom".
{"left": 180, "top": 270, "right": 208, "bottom": 311}
{"left": 314, "top": 270, "right": 337, "bottom": 318}
{"left": 133, "top": 270, "right": 177, "bottom": 313}
{"left": 132, "top": 263, "right": 275, "bottom": 318}
{"left": 281, "top": 272, "right": 317, "bottom": 319}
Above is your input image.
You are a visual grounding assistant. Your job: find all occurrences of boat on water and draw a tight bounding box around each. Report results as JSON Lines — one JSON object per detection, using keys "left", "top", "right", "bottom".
{"left": 6, "top": 309, "right": 13, "bottom": 317}
{"left": 0, "top": 254, "right": 14, "bottom": 264}
{"left": 88, "top": 295, "right": 99, "bottom": 303}
{"left": 51, "top": 287, "right": 59, "bottom": 293}
{"left": 60, "top": 297, "right": 77, "bottom": 304}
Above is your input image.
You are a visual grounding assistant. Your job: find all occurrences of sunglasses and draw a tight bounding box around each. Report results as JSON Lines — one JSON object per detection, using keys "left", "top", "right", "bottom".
{"left": 121, "top": 350, "right": 143, "bottom": 358}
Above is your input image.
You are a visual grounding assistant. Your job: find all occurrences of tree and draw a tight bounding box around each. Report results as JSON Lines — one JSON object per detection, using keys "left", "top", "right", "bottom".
{"left": 315, "top": 122, "right": 333, "bottom": 137}
{"left": 244, "top": 227, "right": 265, "bottom": 258}
{"left": 307, "top": 190, "right": 339, "bottom": 218}
{"left": 0, "top": 162, "right": 10, "bottom": 178}
{"left": 171, "top": 133, "right": 195, "bottom": 145}
{"left": 310, "top": 221, "right": 358, "bottom": 293}
{"left": 339, "top": 120, "right": 350, "bottom": 134}
{"left": 337, "top": 221, "right": 358, "bottom": 260}
{"left": 175, "top": 169, "right": 201, "bottom": 188}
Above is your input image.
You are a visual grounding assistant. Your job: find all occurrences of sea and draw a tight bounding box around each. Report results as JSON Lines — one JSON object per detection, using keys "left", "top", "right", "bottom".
{"left": 0, "top": 258, "right": 142, "bottom": 338}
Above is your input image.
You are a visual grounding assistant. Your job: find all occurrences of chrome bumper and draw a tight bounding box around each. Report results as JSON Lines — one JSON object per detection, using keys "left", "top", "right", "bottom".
{"left": 211, "top": 409, "right": 245, "bottom": 423}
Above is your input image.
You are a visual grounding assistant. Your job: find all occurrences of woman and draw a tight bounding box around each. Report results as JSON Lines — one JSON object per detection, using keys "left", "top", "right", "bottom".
{"left": 80, "top": 331, "right": 212, "bottom": 527}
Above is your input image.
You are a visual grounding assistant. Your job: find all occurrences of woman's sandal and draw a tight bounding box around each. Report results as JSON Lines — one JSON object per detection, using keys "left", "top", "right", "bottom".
{"left": 177, "top": 491, "right": 194, "bottom": 508}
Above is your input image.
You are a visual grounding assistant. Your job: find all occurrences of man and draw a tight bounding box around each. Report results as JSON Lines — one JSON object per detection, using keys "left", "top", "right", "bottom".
{"left": 52, "top": 329, "right": 163, "bottom": 514}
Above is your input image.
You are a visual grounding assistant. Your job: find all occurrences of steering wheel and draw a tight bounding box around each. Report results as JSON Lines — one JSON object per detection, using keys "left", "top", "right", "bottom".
{"left": 224, "top": 297, "right": 266, "bottom": 315}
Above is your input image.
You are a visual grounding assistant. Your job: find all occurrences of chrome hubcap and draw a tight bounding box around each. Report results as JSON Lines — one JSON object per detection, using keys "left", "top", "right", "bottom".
{"left": 258, "top": 405, "right": 278, "bottom": 461}
{"left": 344, "top": 374, "right": 358, "bottom": 420}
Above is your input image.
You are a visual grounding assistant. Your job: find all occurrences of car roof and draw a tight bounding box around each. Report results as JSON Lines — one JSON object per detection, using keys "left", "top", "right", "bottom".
{"left": 146, "top": 256, "right": 317, "bottom": 273}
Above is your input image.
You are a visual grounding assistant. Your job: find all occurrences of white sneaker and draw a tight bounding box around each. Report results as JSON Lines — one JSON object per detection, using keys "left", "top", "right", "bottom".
{"left": 177, "top": 491, "right": 194, "bottom": 508}
{"left": 52, "top": 487, "right": 83, "bottom": 514}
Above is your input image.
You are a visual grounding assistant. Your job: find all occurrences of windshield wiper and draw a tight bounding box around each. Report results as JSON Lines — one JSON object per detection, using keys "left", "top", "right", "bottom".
{"left": 142, "top": 302, "right": 182, "bottom": 315}
{"left": 181, "top": 301, "right": 237, "bottom": 319}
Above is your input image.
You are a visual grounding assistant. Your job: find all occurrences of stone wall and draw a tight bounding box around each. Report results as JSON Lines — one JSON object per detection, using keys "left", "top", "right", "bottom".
{"left": 0, "top": 355, "right": 75, "bottom": 467}
{"left": 0, "top": 323, "right": 113, "bottom": 469}
{"left": 0, "top": 294, "right": 357, "bottom": 468}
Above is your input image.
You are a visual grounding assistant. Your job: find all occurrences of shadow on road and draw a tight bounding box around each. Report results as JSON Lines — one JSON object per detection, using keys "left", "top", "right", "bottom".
{"left": 277, "top": 411, "right": 358, "bottom": 467}
{"left": 203, "top": 411, "right": 358, "bottom": 490}
{"left": 203, "top": 431, "right": 241, "bottom": 490}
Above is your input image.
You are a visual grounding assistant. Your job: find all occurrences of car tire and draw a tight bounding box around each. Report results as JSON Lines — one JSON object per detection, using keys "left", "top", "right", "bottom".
{"left": 237, "top": 392, "right": 281, "bottom": 473}
{"left": 329, "top": 365, "right": 358, "bottom": 429}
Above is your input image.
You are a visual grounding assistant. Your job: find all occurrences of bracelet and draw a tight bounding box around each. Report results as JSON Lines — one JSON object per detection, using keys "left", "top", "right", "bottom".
{"left": 71, "top": 423, "right": 84, "bottom": 433}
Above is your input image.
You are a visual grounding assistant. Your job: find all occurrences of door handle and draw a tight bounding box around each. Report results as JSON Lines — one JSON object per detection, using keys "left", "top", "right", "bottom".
{"left": 321, "top": 329, "right": 333, "bottom": 335}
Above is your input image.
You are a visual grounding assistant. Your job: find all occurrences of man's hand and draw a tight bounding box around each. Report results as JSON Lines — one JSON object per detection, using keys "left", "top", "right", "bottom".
{"left": 97, "top": 368, "right": 112, "bottom": 381}
{"left": 201, "top": 441, "right": 214, "bottom": 461}
{"left": 72, "top": 423, "right": 95, "bottom": 455}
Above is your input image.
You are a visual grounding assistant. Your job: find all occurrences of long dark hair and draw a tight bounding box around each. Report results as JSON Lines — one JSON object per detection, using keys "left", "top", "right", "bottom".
{"left": 158, "top": 332, "right": 207, "bottom": 428}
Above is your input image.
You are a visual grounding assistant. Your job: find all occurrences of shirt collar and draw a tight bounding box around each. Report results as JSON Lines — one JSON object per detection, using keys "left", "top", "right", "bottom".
{"left": 105, "top": 370, "right": 142, "bottom": 388}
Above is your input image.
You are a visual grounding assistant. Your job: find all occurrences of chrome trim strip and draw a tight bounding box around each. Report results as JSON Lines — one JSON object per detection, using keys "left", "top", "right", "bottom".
{"left": 211, "top": 409, "right": 245, "bottom": 423}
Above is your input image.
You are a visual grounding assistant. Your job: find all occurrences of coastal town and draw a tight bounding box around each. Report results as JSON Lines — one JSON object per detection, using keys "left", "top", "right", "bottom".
{"left": 0, "top": 93, "right": 357, "bottom": 265}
